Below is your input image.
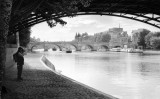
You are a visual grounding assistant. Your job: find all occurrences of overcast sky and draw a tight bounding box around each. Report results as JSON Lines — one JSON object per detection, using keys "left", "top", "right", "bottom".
{"left": 31, "top": 15, "right": 160, "bottom": 41}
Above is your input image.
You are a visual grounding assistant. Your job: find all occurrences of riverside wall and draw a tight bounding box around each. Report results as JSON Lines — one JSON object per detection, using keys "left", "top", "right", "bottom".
{"left": 5, "top": 44, "right": 17, "bottom": 68}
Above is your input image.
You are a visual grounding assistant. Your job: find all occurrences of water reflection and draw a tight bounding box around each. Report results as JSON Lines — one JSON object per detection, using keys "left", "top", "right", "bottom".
{"left": 45, "top": 51, "right": 160, "bottom": 99}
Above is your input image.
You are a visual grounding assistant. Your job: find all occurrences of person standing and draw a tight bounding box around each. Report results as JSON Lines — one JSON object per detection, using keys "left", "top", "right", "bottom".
{"left": 13, "top": 47, "right": 25, "bottom": 81}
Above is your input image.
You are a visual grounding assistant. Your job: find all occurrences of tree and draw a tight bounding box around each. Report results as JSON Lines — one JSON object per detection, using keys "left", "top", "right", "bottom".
{"left": 75, "top": 33, "right": 78, "bottom": 39}
{"left": 9, "top": 0, "right": 93, "bottom": 34}
{"left": 150, "top": 37, "right": 160, "bottom": 49}
{"left": 19, "top": 27, "right": 31, "bottom": 47}
{"left": 145, "top": 32, "right": 153, "bottom": 49}
{"left": 153, "top": 32, "right": 160, "bottom": 37}
{"left": 94, "top": 34, "right": 102, "bottom": 43}
{"left": 7, "top": 34, "right": 16, "bottom": 44}
{"left": 101, "top": 34, "right": 111, "bottom": 42}
{"left": 137, "top": 29, "right": 150, "bottom": 48}
{"left": 82, "top": 32, "right": 88, "bottom": 37}
{"left": 145, "top": 32, "right": 160, "bottom": 49}
{"left": 77, "top": 33, "right": 81, "bottom": 37}
{"left": 7, "top": 28, "right": 31, "bottom": 47}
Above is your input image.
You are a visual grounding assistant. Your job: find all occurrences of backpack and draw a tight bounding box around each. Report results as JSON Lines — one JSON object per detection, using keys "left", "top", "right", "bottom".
{"left": 13, "top": 52, "right": 18, "bottom": 62}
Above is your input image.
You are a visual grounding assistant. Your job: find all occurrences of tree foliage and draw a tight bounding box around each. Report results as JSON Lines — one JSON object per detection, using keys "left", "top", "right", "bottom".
{"left": 7, "top": 28, "right": 31, "bottom": 47}
{"left": 145, "top": 32, "right": 153, "bottom": 49}
{"left": 74, "top": 32, "right": 111, "bottom": 43}
{"left": 150, "top": 37, "right": 160, "bottom": 49}
{"left": 7, "top": 34, "right": 16, "bottom": 44}
{"left": 101, "top": 34, "right": 111, "bottom": 42}
{"left": 153, "top": 32, "right": 160, "bottom": 37}
{"left": 9, "top": 0, "right": 93, "bottom": 34}
{"left": 145, "top": 32, "right": 160, "bottom": 49}
{"left": 19, "top": 28, "right": 31, "bottom": 47}
{"left": 137, "top": 29, "right": 150, "bottom": 48}
{"left": 44, "top": 0, "right": 93, "bottom": 27}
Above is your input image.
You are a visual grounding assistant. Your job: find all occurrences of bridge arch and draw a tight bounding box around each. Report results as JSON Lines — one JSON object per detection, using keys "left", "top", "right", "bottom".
{"left": 81, "top": 44, "right": 95, "bottom": 51}
{"left": 97, "top": 45, "right": 109, "bottom": 51}
{"left": 30, "top": 42, "right": 43, "bottom": 52}
{"left": 30, "top": 43, "right": 63, "bottom": 52}
{"left": 113, "top": 45, "right": 121, "bottom": 48}
{"left": 46, "top": 44, "right": 63, "bottom": 51}
{"left": 65, "top": 43, "right": 79, "bottom": 51}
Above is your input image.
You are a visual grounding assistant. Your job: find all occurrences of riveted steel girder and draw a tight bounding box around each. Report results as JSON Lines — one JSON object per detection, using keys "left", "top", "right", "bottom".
{"left": 9, "top": 0, "right": 160, "bottom": 34}
{"left": 9, "top": 12, "right": 160, "bottom": 34}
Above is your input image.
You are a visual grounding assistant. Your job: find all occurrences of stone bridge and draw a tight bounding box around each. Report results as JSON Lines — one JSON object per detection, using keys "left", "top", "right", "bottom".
{"left": 28, "top": 41, "right": 122, "bottom": 52}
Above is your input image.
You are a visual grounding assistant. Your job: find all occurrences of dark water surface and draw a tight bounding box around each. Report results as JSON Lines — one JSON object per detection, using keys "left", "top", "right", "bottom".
{"left": 43, "top": 51, "right": 160, "bottom": 99}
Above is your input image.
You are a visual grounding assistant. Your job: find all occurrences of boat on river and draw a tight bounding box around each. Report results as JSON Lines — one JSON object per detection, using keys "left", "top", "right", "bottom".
{"left": 66, "top": 50, "right": 72, "bottom": 53}
{"left": 110, "top": 47, "right": 121, "bottom": 52}
{"left": 127, "top": 48, "right": 143, "bottom": 53}
{"left": 52, "top": 48, "right": 57, "bottom": 51}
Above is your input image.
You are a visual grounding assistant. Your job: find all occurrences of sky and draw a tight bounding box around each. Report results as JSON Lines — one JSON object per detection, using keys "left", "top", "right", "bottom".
{"left": 31, "top": 15, "right": 160, "bottom": 42}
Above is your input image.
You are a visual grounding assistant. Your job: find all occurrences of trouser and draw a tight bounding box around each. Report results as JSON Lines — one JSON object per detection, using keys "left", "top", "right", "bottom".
{"left": 17, "top": 65, "right": 23, "bottom": 79}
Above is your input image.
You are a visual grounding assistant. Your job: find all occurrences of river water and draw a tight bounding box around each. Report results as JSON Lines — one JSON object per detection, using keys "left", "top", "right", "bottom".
{"left": 41, "top": 50, "right": 160, "bottom": 99}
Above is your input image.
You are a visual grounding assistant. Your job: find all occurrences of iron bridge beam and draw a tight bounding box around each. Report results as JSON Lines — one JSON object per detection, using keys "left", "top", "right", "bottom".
{"left": 10, "top": 12, "right": 160, "bottom": 34}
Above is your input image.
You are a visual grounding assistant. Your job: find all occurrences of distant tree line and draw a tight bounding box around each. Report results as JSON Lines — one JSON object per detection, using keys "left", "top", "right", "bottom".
{"left": 145, "top": 32, "right": 160, "bottom": 49}
{"left": 30, "top": 36, "right": 41, "bottom": 42}
{"left": 132, "top": 29, "right": 160, "bottom": 50}
{"left": 74, "top": 32, "right": 111, "bottom": 43}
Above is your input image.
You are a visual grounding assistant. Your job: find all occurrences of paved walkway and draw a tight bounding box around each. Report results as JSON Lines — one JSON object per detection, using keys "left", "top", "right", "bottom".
{"left": 3, "top": 53, "right": 117, "bottom": 99}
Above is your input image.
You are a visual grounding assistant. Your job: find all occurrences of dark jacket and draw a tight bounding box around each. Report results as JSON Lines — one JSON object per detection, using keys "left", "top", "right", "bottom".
{"left": 14, "top": 52, "right": 24, "bottom": 66}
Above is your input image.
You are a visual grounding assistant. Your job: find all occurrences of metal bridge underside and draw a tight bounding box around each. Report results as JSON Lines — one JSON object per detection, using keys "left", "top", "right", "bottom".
{"left": 9, "top": 0, "right": 160, "bottom": 35}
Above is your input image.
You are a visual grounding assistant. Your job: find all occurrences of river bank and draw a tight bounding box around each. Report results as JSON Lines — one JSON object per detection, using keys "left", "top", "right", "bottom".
{"left": 3, "top": 52, "right": 117, "bottom": 99}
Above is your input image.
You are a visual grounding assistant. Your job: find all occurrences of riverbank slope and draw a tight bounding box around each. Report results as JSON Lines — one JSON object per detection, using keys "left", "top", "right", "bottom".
{"left": 3, "top": 53, "right": 118, "bottom": 99}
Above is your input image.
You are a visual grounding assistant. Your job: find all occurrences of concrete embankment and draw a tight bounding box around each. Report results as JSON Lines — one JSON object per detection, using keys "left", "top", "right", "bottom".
{"left": 41, "top": 56, "right": 55, "bottom": 71}
{"left": 41, "top": 55, "right": 118, "bottom": 99}
{"left": 4, "top": 53, "right": 118, "bottom": 99}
